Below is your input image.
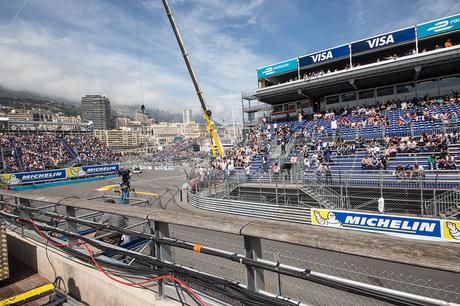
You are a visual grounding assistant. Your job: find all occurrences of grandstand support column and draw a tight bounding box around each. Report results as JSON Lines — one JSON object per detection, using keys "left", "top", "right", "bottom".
{"left": 152, "top": 221, "right": 172, "bottom": 298}
{"left": 17, "top": 197, "right": 31, "bottom": 219}
{"left": 275, "top": 180, "right": 279, "bottom": 205}
{"left": 65, "top": 206, "right": 77, "bottom": 243}
{"left": 419, "top": 176, "right": 424, "bottom": 216}
{"left": 244, "top": 236, "right": 265, "bottom": 293}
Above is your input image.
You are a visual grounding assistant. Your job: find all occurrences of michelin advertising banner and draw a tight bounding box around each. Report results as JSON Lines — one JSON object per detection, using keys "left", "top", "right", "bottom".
{"left": 0, "top": 164, "right": 120, "bottom": 185}
{"left": 0, "top": 169, "right": 67, "bottom": 185}
{"left": 257, "top": 58, "right": 298, "bottom": 79}
{"left": 311, "top": 208, "right": 460, "bottom": 242}
{"left": 417, "top": 14, "right": 460, "bottom": 38}
{"left": 351, "top": 27, "right": 416, "bottom": 54}
{"left": 299, "top": 44, "right": 350, "bottom": 67}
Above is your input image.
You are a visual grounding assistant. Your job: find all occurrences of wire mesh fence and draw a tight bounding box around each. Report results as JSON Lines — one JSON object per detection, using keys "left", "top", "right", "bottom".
{"left": 187, "top": 164, "right": 460, "bottom": 220}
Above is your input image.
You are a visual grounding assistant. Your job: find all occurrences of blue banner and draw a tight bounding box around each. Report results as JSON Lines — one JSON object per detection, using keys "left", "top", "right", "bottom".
{"left": 257, "top": 58, "right": 298, "bottom": 79}
{"left": 417, "top": 14, "right": 460, "bottom": 38}
{"left": 351, "top": 27, "right": 416, "bottom": 54}
{"left": 312, "top": 209, "right": 442, "bottom": 239}
{"left": 299, "top": 44, "right": 350, "bottom": 67}
{"left": 1, "top": 169, "right": 67, "bottom": 185}
{"left": 81, "top": 164, "right": 120, "bottom": 175}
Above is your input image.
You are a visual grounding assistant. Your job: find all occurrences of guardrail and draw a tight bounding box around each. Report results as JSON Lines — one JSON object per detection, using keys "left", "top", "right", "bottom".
{"left": 1, "top": 191, "right": 460, "bottom": 306}
{"left": 188, "top": 192, "right": 312, "bottom": 224}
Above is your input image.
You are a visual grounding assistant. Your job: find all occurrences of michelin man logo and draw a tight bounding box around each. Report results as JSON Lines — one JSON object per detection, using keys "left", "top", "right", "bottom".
{"left": 446, "top": 221, "right": 460, "bottom": 240}
{"left": 314, "top": 210, "right": 342, "bottom": 227}
{"left": 0, "top": 174, "right": 21, "bottom": 185}
{"left": 68, "top": 167, "right": 86, "bottom": 177}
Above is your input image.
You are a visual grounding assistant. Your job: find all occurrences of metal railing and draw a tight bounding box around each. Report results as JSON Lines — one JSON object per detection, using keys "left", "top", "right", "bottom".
{"left": 1, "top": 191, "right": 459, "bottom": 306}
{"left": 424, "top": 188, "right": 460, "bottom": 219}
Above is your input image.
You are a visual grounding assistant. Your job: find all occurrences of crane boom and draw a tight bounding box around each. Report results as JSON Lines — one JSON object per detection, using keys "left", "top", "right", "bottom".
{"left": 161, "top": 0, "right": 223, "bottom": 158}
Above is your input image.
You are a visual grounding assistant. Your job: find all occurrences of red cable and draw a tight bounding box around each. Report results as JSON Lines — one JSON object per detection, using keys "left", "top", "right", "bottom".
{"left": 17, "top": 218, "right": 208, "bottom": 306}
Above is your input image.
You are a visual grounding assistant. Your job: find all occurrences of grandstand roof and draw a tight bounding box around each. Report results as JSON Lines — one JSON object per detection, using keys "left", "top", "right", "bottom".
{"left": 246, "top": 46, "right": 460, "bottom": 104}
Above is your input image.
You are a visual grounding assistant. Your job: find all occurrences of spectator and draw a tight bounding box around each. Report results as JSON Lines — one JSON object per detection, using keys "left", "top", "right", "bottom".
{"left": 427, "top": 154, "right": 437, "bottom": 170}
{"left": 445, "top": 38, "right": 453, "bottom": 48}
{"left": 361, "top": 155, "right": 372, "bottom": 170}
{"left": 394, "top": 164, "right": 405, "bottom": 178}
{"left": 446, "top": 153, "right": 457, "bottom": 169}
{"left": 410, "top": 163, "right": 425, "bottom": 178}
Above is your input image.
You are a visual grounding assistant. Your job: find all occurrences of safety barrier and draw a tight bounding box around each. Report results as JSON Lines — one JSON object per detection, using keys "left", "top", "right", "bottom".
{"left": 188, "top": 192, "right": 312, "bottom": 224}
{"left": 189, "top": 190, "right": 460, "bottom": 244}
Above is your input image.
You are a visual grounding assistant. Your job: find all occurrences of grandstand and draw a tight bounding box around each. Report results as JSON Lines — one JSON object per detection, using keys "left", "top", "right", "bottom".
{"left": 206, "top": 13, "right": 460, "bottom": 221}
{"left": 0, "top": 131, "right": 120, "bottom": 173}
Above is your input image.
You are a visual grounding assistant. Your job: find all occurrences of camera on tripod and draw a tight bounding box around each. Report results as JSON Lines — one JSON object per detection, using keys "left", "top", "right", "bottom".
{"left": 118, "top": 168, "right": 131, "bottom": 189}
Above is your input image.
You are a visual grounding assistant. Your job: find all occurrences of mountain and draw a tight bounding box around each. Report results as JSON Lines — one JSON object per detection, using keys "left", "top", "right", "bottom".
{"left": 0, "top": 86, "right": 80, "bottom": 116}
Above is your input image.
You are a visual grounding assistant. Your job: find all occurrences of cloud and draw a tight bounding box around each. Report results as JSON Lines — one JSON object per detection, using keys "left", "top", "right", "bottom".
{"left": 0, "top": 0, "right": 273, "bottom": 121}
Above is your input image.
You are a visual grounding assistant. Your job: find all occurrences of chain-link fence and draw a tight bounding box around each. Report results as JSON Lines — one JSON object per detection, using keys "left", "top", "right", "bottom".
{"left": 193, "top": 165, "right": 460, "bottom": 220}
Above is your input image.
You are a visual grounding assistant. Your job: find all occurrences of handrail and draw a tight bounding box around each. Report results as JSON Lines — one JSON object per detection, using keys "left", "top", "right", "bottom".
{"left": 1, "top": 190, "right": 459, "bottom": 274}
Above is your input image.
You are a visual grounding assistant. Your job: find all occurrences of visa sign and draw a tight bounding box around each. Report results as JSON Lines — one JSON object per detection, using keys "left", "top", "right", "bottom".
{"left": 312, "top": 51, "right": 333, "bottom": 62}
{"left": 299, "top": 44, "right": 349, "bottom": 67}
{"left": 257, "top": 58, "right": 298, "bottom": 79}
{"left": 417, "top": 14, "right": 460, "bottom": 38}
{"left": 367, "top": 35, "right": 394, "bottom": 48}
{"left": 351, "top": 27, "right": 416, "bottom": 54}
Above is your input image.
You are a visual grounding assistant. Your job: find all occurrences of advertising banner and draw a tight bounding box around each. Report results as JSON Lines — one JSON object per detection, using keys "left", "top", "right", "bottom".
{"left": 0, "top": 169, "right": 67, "bottom": 185}
{"left": 81, "top": 164, "right": 120, "bottom": 176}
{"left": 0, "top": 164, "right": 120, "bottom": 185}
{"left": 257, "top": 58, "right": 298, "bottom": 79}
{"left": 299, "top": 44, "right": 350, "bottom": 67}
{"left": 417, "top": 14, "right": 460, "bottom": 38}
{"left": 351, "top": 27, "right": 416, "bottom": 54}
{"left": 310, "top": 208, "right": 459, "bottom": 242}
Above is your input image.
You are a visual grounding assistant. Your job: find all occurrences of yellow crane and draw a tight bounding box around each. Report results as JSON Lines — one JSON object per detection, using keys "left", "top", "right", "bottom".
{"left": 161, "top": 0, "right": 223, "bottom": 158}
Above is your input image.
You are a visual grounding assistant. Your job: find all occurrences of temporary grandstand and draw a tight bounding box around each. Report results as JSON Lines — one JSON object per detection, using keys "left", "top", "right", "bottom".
{"left": 200, "top": 13, "right": 460, "bottom": 221}
{"left": 0, "top": 128, "right": 120, "bottom": 174}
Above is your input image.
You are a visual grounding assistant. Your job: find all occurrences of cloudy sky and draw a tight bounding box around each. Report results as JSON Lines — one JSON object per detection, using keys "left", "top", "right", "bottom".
{"left": 0, "top": 0, "right": 459, "bottom": 120}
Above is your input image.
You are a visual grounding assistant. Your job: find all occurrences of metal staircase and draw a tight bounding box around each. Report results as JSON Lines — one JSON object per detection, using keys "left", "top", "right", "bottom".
{"left": 299, "top": 177, "right": 346, "bottom": 209}
{"left": 423, "top": 188, "right": 460, "bottom": 219}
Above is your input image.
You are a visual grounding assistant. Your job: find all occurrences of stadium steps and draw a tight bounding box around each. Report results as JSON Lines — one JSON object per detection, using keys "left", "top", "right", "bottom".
{"left": 270, "top": 144, "right": 282, "bottom": 159}
{"left": 424, "top": 188, "right": 460, "bottom": 219}
{"left": 61, "top": 138, "right": 79, "bottom": 160}
{"left": 11, "top": 139, "right": 25, "bottom": 172}
{"left": 299, "top": 182, "right": 344, "bottom": 209}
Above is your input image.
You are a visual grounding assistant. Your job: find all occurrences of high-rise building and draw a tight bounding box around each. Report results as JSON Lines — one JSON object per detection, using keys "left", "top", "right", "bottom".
{"left": 81, "top": 95, "right": 113, "bottom": 129}
{"left": 183, "top": 108, "right": 192, "bottom": 123}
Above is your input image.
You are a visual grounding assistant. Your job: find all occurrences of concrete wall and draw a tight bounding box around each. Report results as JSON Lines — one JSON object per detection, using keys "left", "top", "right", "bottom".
{"left": 7, "top": 231, "right": 179, "bottom": 306}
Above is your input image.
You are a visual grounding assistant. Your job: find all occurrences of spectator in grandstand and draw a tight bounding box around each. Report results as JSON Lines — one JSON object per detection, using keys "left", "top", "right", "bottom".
{"left": 410, "top": 163, "right": 425, "bottom": 178}
{"left": 379, "top": 156, "right": 389, "bottom": 170}
{"left": 445, "top": 38, "right": 453, "bottom": 48}
{"left": 281, "top": 139, "right": 286, "bottom": 155}
{"left": 427, "top": 154, "right": 437, "bottom": 170}
{"left": 272, "top": 162, "right": 280, "bottom": 178}
{"left": 394, "top": 164, "right": 405, "bottom": 178}
{"left": 404, "top": 164, "right": 413, "bottom": 177}
{"left": 361, "top": 155, "right": 373, "bottom": 170}
{"left": 446, "top": 153, "right": 457, "bottom": 170}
